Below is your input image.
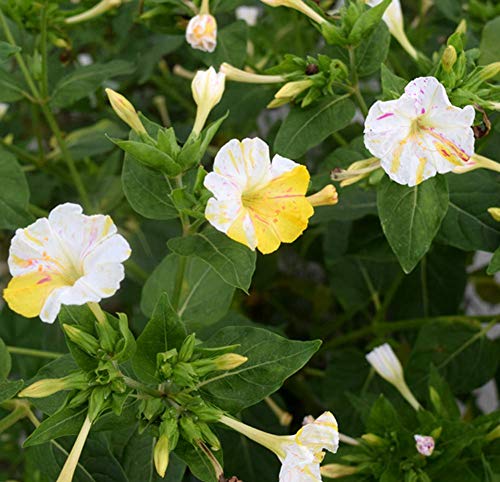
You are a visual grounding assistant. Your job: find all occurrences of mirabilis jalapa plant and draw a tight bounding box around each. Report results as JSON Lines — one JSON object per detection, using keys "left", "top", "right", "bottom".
{"left": 0, "top": 0, "right": 499, "bottom": 481}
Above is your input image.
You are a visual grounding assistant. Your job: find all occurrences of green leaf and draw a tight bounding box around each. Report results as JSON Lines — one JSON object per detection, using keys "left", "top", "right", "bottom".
{"left": 199, "top": 326, "right": 321, "bottom": 412}
{"left": 0, "top": 68, "right": 25, "bottom": 102}
{"left": 348, "top": 0, "right": 391, "bottom": 44}
{"left": 0, "top": 379, "right": 23, "bottom": 404}
{"left": 167, "top": 228, "right": 256, "bottom": 292}
{"left": 122, "top": 156, "right": 178, "bottom": 220}
{"left": 407, "top": 320, "right": 498, "bottom": 395}
{"left": 437, "top": 171, "right": 500, "bottom": 252}
{"left": 194, "top": 21, "right": 248, "bottom": 68}
{"left": 24, "top": 406, "right": 87, "bottom": 447}
{"left": 141, "top": 254, "right": 235, "bottom": 330}
{"left": 0, "top": 149, "right": 32, "bottom": 229}
{"left": 366, "top": 395, "right": 401, "bottom": 435}
{"left": 175, "top": 439, "right": 222, "bottom": 482}
{"left": 0, "top": 337, "right": 11, "bottom": 379}
{"left": 377, "top": 176, "right": 449, "bottom": 273}
{"left": 487, "top": 247, "right": 500, "bottom": 274}
{"left": 50, "top": 60, "right": 135, "bottom": 108}
{"left": 355, "top": 22, "right": 390, "bottom": 77}
{"left": 428, "top": 365, "right": 460, "bottom": 419}
{"left": 380, "top": 64, "right": 407, "bottom": 100}
{"left": 0, "top": 41, "right": 20, "bottom": 63}
{"left": 274, "top": 95, "right": 355, "bottom": 158}
{"left": 112, "top": 139, "right": 181, "bottom": 175}
{"left": 133, "top": 293, "right": 187, "bottom": 383}
{"left": 480, "top": 17, "right": 500, "bottom": 66}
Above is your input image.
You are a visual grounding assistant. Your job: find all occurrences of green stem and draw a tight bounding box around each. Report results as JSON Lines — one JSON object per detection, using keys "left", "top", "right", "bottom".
{"left": 0, "top": 138, "right": 40, "bottom": 165}
{"left": 39, "top": 103, "right": 92, "bottom": 211}
{"left": 122, "top": 376, "right": 164, "bottom": 398}
{"left": 29, "top": 203, "right": 49, "bottom": 217}
{"left": 39, "top": 5, "right": 49, "bottom": 99}
{"left": 0, "top": 405, "right": 27, "bottom": 434}
{"left": 348, "top": 47, "right": 368, "bottom": 117}
{"left": 171, "top": 255, "right": 188, "bottom": 311}
{"left": 7, "top": 345, "right": 63, "bottom": 359}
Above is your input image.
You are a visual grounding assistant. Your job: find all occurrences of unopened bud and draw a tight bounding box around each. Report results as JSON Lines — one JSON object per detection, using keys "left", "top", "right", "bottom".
{"left": 19, "top": 372, "right": 87, "bottom": 398}
{"left": 220, "top": 63, "right": 285, "bottom": 84}
{"left": 306, "top": 185, "right": 338, "bottom": 207}
{"left": 485, "top": 424, "right": 500, "bottom": 442}
{"left": 441, "top": 45, "right": 457, "bottom": 72}
{"left": 488, "top": 207, "right": 500, "bottom": 222}
{"left": 455, "top": 19, "right": 467, "bottom": 35}
{"left": 105, "top": 88, "right": 146, "bottom": 134}
{"left": 274, "top": 79, "right": 314, "bottom": 100}
{"left": 414, "top": 434, "right": 435, "bottom": 456}
{"left": 178, "top": 334, "right": 197, "bottom": 362}
{"left": 199, "top": 422, "right": 221, "bottom": 451}
{"left": 260, "top": 0, "right": 326, "bottom": 25}
{"left": 214, "top": 353, "right": 248, "bottom": 371}
{"left": 154, "top": 434, "right": 170, "bottom": 477}
{"left": 480, "top": 62, "right": 500, "bottom": 81}
{"left": 180, "top": 416, "right": 203, "bottom": 444}
{"left": 88, "top": 386, "right": 110, "bottom": 422}
{"left": 320, "top": 463, "right": 358, "bottom": 478}
{"left": 65, "top": 0, "right": 122, "bottom": 24}
{"left": 361, "top": 433, "right": 385, "bottom": 445}
{"left": 63, "top": 324, "right": 100, "bottom": 355}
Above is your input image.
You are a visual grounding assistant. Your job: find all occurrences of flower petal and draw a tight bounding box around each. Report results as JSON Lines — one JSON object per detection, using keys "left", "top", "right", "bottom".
{"left": 279, "top": 444, "right": 321, "bottom": 482}
{"left": 296, "top": 411, "right": 339, "bottom": 454}
{"left": 404, "top": 77, "right": 451, "bottom": 115}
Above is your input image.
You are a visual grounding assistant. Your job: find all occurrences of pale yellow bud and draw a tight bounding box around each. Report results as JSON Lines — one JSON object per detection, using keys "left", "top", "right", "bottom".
{"left": 441, "top": 45, "right": 457, "bottom": 72}
{"left": 19, "top": 379, "right": 67, "bottom": 398}
{"left": 361, "top": 433, "right": 385, "bottom": 445}
{"left": 488, "top": 208, "right": 500, "bottom": 222}
{"left": 320, "top": 463, "right": 358, "bottom": 478}
{"left": 307, "top": 185, "right": 338, "bottom": 207}
{"left": 455, "top": 19, "right": 467, "bottom": 35}
{"left": 105, "top": 88, "right": 146, "bottom": 134}
{"left": 480, "top": 62, "right": 500, "bottom": 81}
{"left": 214, "top": 353, "right": 248, "bottom": 370}
{"left": 274, "top": 79, "right": 314, "bottom": 99}
{"left": 260, "top": 0, "right": 326, "bottom": 25}
{"left": 0, "top": 103, "right": 8, "bottom": 120}
{"left": 485, "top": 424, "right": 500, "bottom": 442}
{"left": 154, "top": 434, "right": 170, "bottom": 477}
{"left": 220, "top": 62, "right": 285, "bottom": 84}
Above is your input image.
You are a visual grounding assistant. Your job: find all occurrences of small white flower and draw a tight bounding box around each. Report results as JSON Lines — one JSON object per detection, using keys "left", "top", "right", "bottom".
{"left": 414, "top": 434, "right": 435, "bottom": 456}
{"left": 365, "top": 0, "right": 417, "bottom": 59}
{"left": 204, "top": 137, "right": 314, "bottom": 254}
{"left": 366, "top": 343, "right": 421, "bottom": 410}
{"left": 364, "top": 76, "right": 475, "bottom": 186}
{"left": 186, "top": 14, "right": 217, "bottom": 52}
{"left": 191, "top": 67, "right": 225, "bottom": 134}
{"left": 3, "top": 203, "right": 131, "bottom": 323}
{"left": 235, "top": 5, "right": 260, "bottom": 26}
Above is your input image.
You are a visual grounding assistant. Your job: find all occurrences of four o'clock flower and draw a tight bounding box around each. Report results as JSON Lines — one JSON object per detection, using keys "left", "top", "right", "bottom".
{"left": 414, "top": 434, "right": 435, "bottom": 457}
{"left": 191, "top": 67, "right": 226, "bottom": 135}
{"left": 105, "top": 88, "right": 147, "bottom": 135}
{"left": 365, "top": 0, "right": 418, "bottom": 60}
{"left": 364, "top": 76, "right": 475, "bottom": 187}
{"left": 186, "top": 0, "right": 217, "bottom": 53}
{"left": 3, "top": 203, "right": 131, "bottom": 324}
{"left": 235, "top": 6, "right": 260, "bottom": 26}
{"left": 204, "top": 137, "right": 338, "bottom": 254}
{"left": 260, "top": 0, "right": 326, "bottom": 25}
{"left": 220, "top": 411, "right": 339, "bottom": 481}
{"left": 366, "top": 343, "right": 421, "bottom": 411}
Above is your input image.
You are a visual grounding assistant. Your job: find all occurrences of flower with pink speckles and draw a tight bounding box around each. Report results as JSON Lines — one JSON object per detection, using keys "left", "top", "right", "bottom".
{"left": 3, "top": 203, "right": 131, "bottom": 323}
{"left": 414, "top": 434, "right": 435, "bottom": 456}
{"left": 364, "top": 76, "right": 475, "bottom": 187}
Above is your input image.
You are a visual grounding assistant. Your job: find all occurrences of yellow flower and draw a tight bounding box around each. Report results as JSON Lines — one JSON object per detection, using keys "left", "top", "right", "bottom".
{"left": 204, "top": 137, "right": 314, "bottom": 254}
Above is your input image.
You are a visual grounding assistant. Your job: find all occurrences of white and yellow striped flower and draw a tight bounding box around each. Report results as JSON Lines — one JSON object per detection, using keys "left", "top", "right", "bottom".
{"left": 220, "top": 411, "right": 339, "bottom": 482}
{"left": 364, "top": 76, "right": 475, "bottom": 187}
{"left": 186, "top": 14, "right": 217, "bottom": 52}
{"left": 3, "top": 203, "right": 131, "bottom": 323}
{"left": 204, "top": 138, "right": 315, "bottom": 254}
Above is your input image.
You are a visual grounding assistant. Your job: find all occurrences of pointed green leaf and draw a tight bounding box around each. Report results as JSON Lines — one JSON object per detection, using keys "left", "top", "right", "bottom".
{"left": 0, "top": 379, "right": 23, "bottom": 404}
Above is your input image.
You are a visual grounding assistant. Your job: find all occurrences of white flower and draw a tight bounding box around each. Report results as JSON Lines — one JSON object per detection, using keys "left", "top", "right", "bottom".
{"left": 220, "top": 411, "right": 339, "bottom": 482}
{"left": 414, "top": 434, "right": 435, "bottom": 456}
{"left": 366, "top": 343, "right": 421, "bottom": 410}
{"left": 191, "top": 67, "right": 225, "bottom": 134}
{"left": 365, "top": 0, "right": 417, "bottom": 59}
{"left": 186, "top": 14, "right": 217, "bottom": 52}
{"left": 235, "top": 6, "right": 260, "bottom": 26}
{"left": 3, "top": 203, "right": 131, "bottom": 323}
{"left": 364, "top": 76, "right": 475, "bottom": 187}
{"left": 0, "top": 103, "right": 8, "bottom": 120}
{"left": 204, "top": 137, "right": 314, "bottom": 254}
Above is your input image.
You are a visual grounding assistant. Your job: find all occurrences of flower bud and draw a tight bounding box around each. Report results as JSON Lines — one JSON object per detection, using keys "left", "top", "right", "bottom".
{"left": 479, "top": 62, "right": 500, "bottom": 81}
{"left": 488, "top": 207, "right": 500, "bottom": 222}
{"left": 320, "top": 463, "right": 358, "bottom": 478}
{"left": 365, "top": 343, "right": 421, "bottom": 411}
{"left": 186, "top": 14, "right": 217, "bottom": 53}
{"left": 0, "top": 103, "right": 8, "bottom": 120}
{"left": 361, "top": 433, "right": 385, "bottom": 445}
{"left": 441, "top": 45, "right": 457, "bottom": 72}
{"left": 62, "top": 324, "right": 100, "bottom": 355}
{"left": 65, "top": 0, "right": 122, "bottom": 24}
{"left": 191, "top": 67, "right": 226, "bottom": 135}
{"left": 178, "top": 334, "right": 197, "bottom": 362}
{"left": 199, "top": 421, "right": 221, "bottom": 450}
{"left": 88, "top": 386, "right": 110, "bottom": 422}
{"left": 274, "top": 79, "right": 314, "bottom": 100}
{"left": 485, "top": 424, "right": 500, "bottom": 443}
{"left": 307, "top": 185, "right": 338, "bottom": 207}
{"left": 220, "top": 63, "right": 285, "bottom": 84}
{"left": 105, "top": 88, "right": 146, "bottom": 134}
{"left": 260, "top": 0, "right": 326, "bottom": 25}
{"left": 214, "top": 353, "right": 248, "bottom": 370}
{"left": 414, "top": 434, "right": 435, "bottom": 456}
{"left": 19, "top": 372, "right": 88, "bottom": 398}
{"left": 180, "top": 416, "right": 204, "bottom": 444}
{"left": 154, "top": 434, "right": 170, "bottom": 477}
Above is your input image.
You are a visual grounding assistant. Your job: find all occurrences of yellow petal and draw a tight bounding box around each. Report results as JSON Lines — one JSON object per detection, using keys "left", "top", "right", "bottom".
{"left": 3, "top": 271, "right": 67, "bottom": 318}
